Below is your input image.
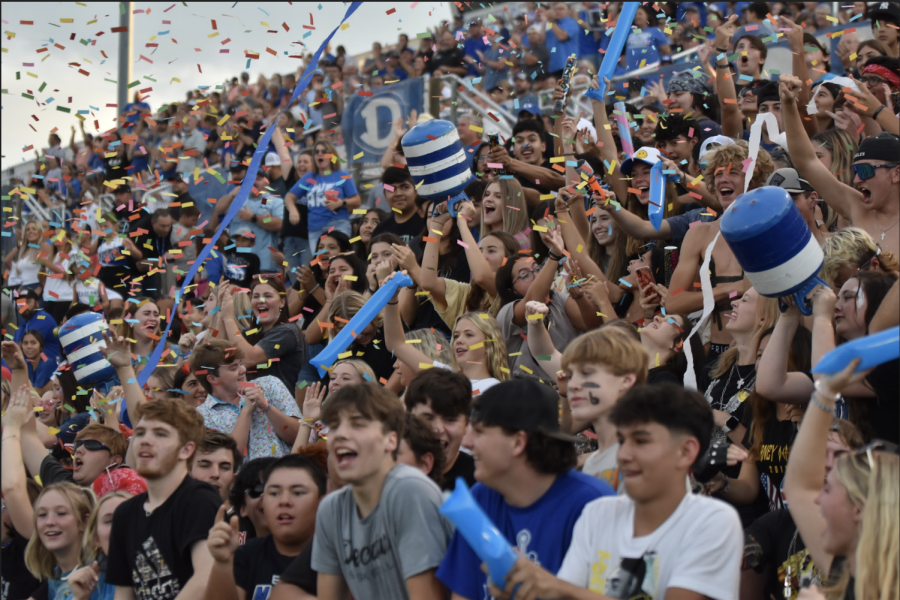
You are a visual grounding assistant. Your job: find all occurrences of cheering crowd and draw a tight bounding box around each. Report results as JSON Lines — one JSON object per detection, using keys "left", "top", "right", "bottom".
{"left": 3, "top": 2, "right": 900, "bottom": 600}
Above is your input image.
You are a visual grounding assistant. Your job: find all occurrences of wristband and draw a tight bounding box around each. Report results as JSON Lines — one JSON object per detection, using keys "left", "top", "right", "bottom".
{"left": 308, "top": 283, "right": 320, "bottom": 294}
{"left": 872, "top": 104, "right": 887, "bottom": 119}
{"left": 721, "top": 474, "right": 730, "bottom": 493}
{"left": 251, "top": 214, "right": 258, "bottom": 224}
{"left": 810, "top": 392, "right": 836, "bottom": 414}
{"left": 722, "top": 415, "right": 740, "bottom": 433}
{"left": 261, "top": 403, "right": 272, "bottom": 414}
{"left": 547, "top": 251, "right": 564, "bottom": 262}
{"left": 715, "top": 63, "right": 731, "bottom": 69}
{"left": 715, "top": 47, "right": 728, "bottom": 54}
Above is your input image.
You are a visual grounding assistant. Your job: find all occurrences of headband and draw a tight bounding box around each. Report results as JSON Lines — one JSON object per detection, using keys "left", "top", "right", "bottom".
{"left": 862, "top": 63, "right": 900, "bottom": 88}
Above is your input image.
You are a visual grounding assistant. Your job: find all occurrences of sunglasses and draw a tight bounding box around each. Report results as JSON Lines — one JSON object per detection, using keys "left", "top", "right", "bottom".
{"left": 855, "top": 440, "right": 900, "bottom": 469}
{"left": 74, "top": 439, "right": 111, "bottom": 453}
{"left": 853, "top": 163, "right": 899, "bottom": 180}
{"left": 247, "top": 482, "right": 266, "bottom": 499}
{"left": 859, "top": 76, "right": 887, "bottom": 87}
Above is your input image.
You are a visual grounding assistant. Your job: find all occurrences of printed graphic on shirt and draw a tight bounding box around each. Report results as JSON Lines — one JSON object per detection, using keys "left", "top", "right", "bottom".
{"left": 342, "top": 534, "right": 395, "bottom": 580}
{"left": 778, "top": 548, "right": 818, "bottom": 600}
{"left": 249, "top": 575, "right": 280, "bottom": 600}
{"left": 132, "top": 536, "right": 181, "bottom": 599}
{"left": 602, "top": 553, "right": 660, "bottom": 599}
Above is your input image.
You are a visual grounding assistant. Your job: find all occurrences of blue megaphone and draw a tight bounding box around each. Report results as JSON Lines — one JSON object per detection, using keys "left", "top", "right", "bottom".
{"left": 309, "top": 272, "right": 414, "bottom": 377}
{"left": 812, "top": 326, "right": 900, "bottom": 375}
{"left": 440, "top": 478, "right": 518, "bottom": 591}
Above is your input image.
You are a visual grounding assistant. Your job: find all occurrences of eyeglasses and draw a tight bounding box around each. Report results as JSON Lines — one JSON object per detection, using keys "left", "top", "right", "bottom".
{"left": 855, "top": 439, "right": 900, "bottom": 467}
{"left": 515, "top": 266, "right": 541, "bottom": 282}
{"left": 74, "top": 439, "right": 111, "bottom": 453}
{"left": 247, "top": 482, "right": 266, "bottom": 499}
{"left": 852, "top": 163, "right": 900, "bottom": 181}
{"left": 859, "top": 76, "right": 887, "bottom": 88}
{"left": 314, "top": 149, "right": 328, "bottom": 155}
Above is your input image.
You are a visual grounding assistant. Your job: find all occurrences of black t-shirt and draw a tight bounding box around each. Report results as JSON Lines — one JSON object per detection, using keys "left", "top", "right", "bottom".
{"left": 350, "top": 328, "right": 396, "bottom": 384}
{"left": 862, "top": 358, "right": 899, "bottom": 444}
{"left": 744, "top": 508, "right": 817, "bottom": 599}
{"left": 233, "top": 534, "right": 297, "bottom": 597}
{"left": 224, "top": 250, "right": 261, "bottom": 288}
{"left": 106, "top": 475, "right": 222, "bottom": 599}
{"left": 372, "top": 213, "right": 425, "bottom": 245}
{"left": 246, "top": 323, "right": 304, "bottom": 390}
{"left": 279, "top": 166, "right": 310, "bottom": 239}
{"left": 647, "top": 366, "right": 680, "bottom": 385}
{"left": 741, "top": 415, "right": 797, "bottom": 513}
{"left": 167, "top": 191, "right": 193, "bottom": 222}
{"left": 442, "top": 450, "right": 476, "bottom": 492}
{"left": 39, "top": 453, "right": 75, "bottom": 486}
{"left": 427, "top": 47, "right": 466, "bottom": 75}
{"left": 701, "top": 361, "right": 756, "bottom": 428}
{"left": 278, "top": 542, "right": 317, "bottom": 596}
{"left": 1, "top": 532, "right": 41, "bottom": 600}
{"left": 515, "top": 158, "right": 556, "bottom": 195}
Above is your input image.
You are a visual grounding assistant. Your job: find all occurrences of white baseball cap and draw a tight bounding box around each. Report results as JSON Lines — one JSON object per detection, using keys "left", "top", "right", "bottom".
{"left": 264, "top": 152, "right": 281, "bottom": 167}
{"left": 620, "top": 147, "right": 662, "bottom": 176}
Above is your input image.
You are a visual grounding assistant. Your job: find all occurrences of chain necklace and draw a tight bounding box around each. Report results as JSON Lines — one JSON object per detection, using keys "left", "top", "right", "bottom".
{"left": 882, "top": 217, "right": 900, "bottom": 241}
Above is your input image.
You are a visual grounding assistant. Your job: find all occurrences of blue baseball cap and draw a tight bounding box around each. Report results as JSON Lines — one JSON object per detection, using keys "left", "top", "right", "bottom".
{"left": 519, "top": 103, "right": 540, "bottom": 116}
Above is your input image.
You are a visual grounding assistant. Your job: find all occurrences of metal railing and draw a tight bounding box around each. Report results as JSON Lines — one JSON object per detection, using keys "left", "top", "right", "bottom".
{"left": 435, "top": 74, "right": 515, "bottom": 138}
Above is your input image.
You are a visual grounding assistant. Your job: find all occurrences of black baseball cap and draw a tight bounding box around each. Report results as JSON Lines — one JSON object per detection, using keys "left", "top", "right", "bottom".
{"left": 853, "top": 132, "right": 900, "bottom": 163}
{"left": 870, "top": 2, "right": 900, "bottom": 25}
{"left": 471, "top": 379, "right": 579, "bottom": 442}
{"left": 113, "top": 184, "right": 132, "bottom": 195}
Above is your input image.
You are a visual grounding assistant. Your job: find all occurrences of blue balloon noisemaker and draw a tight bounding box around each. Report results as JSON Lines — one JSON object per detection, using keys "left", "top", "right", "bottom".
{"left": 648, "top": 161, "right": 668, "bottom": 232}
{"left": 310, "top": 272, "right": 413, "bottom": 378}
{"left": 59, "top": 312, "right": 119, "bottom": 394}
{"left": 720, "top": 186, "right": 827, "bottom": 316}
{"left": 585, "top": 2, "right": 639, "bottom": 101}
{"left": 402, "top": 119, "right": 475, "bottom": 217}
{"left": 812, "top": 326, "right": 900, "bottom": 375}
{"left": 440, "top": 478, "right": 518, "bottom": 593}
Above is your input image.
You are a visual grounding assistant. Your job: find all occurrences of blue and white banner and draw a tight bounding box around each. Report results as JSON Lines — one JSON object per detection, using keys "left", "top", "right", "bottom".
{"left": 342, "top": 77, "right": 424, "bottom": 162}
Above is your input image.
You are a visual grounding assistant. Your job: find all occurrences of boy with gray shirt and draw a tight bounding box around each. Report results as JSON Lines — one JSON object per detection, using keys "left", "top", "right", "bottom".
{"left": 312, "top": 382, "right": 453, "bottom": 600}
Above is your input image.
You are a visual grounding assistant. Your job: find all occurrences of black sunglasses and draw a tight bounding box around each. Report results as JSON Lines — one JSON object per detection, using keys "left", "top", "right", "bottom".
{"left": 74, "top": 439, "right": 111, "bottom": 453}
{"left": 247, "top": 482, "right": 266, "bottom": 499}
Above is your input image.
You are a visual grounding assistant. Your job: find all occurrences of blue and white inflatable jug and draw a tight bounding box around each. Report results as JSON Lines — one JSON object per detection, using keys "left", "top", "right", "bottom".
{"left": 721, "top": 186, "right": 827, "bottom": 315}
{"left": 401, "top": 119, "right": 474, "bottom": 216}
{"left": 58, "top": 312, "right": 119, "bottom": 391}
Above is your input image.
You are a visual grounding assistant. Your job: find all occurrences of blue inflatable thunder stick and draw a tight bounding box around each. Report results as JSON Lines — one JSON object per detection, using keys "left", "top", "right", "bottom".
{"left": 309, "top": 272, "right": 413, "bottom": 377}
{"left": 720, "top": 186, "right": 828, "bottom": 316}
{"left": 440, "top": 478, "right": 518, "bottom": 591}
{"left": 812, "top": 326, "right": 900, "bottom": 375}
{"left": 585, "top": 2, "right": 639, "bottom": 101}
{"left": 402, "top": 120, "right": 475, "bottom": 217}
{"left": 648, "top": 161, "right": 669, "bottom": 232}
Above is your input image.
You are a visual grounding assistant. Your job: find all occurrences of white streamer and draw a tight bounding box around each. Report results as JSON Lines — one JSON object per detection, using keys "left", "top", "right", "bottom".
{"left": 745, "top": 113, "right": 786, "bottom": 193}
{"left": 683, "top": 231, "right": 722, "bottom": 390}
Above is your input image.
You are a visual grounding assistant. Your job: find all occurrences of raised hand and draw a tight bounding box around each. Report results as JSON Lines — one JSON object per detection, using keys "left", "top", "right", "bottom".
{"left": 779, "top": 16, "right": 804, "bottom": 53}
{"left": 713, "top": 15, "right": 739, "bottom": 51}
{"left": 207, "top": 505, "right": 240, "bottom": 564}
{"left": 391, "top": 244, "right": 418, "bottom": 273}
{"left": 778, "top": 74, "right": 803, "bottom": 104}
{"left": 302, "top": 381, "right": 326, "bottom": 422}
{"left": 0, "top": 341, "right": 27, "bottom": 371}
{"left": 811, "top": 285, "right": 837, "bottom": 318}
{"left": 454, "top": 200, "right": 478, "bottom": 223}
{"left": 178, "top": 331, "right": 198, "bottom": 354}
{"left": 2, "top": 385, "right": 36, "bottom": 432}
{"left": 100, "top": 330, "right": 133, "bottom": 369}
{"left": 525, "top": 301, "right": 549, "bottom": 322}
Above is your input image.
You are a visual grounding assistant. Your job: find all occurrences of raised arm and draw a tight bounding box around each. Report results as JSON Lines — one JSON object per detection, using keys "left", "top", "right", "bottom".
{"left": 755, "top": 301, "right": 815, "bottom": 404}
{"left": 1, "top": 385, "right": 38, "bottom": 540}
{"left": 515, "top": 229, "right": 566, "bottom": 327}
{"left": 525, "top": 302, "right": 562, "bottom": 378}
{"left": 456, "top": 202, "right": 498, "bottom": 296}
{"left": 779, "top": 75, "right": 862, "bottom": 220}
{"left": 714, "top": 17, "right": 744, "bottom": 139}
{"left": 417, "top": 213, "right": 452, "bottom": 309}
{"left": 782, "top": 17, "right": 818, "bottom": 138}
{"left": 381, "top": 270, "right": 434, "bottom": 373}
{"left": 590, "top": 77, "right": 630, "bottom": 203}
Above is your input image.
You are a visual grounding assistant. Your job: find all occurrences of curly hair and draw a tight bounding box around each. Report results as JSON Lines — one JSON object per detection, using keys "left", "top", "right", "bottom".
{"left": 703, "top": 140, "right": 774, "bottom": 197}
{"left": 821, "top": 227, "right": 899, "bottom": 288}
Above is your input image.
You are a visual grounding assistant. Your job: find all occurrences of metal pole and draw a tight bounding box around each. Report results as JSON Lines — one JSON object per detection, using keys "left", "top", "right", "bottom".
{"left": 116, "top": 2, "right": 133, "bottom": 115}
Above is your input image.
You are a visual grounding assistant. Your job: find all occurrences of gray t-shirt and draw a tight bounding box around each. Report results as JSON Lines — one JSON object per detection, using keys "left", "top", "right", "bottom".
{"left": 311, "top": 464, "right": 453, "bottom": 600}
{"left": 497, "top": 291, "right": 582, "bottom": 378}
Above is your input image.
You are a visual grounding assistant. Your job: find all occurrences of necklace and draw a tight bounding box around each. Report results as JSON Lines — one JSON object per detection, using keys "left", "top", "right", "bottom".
{"left": 882, "top": 218, "right": 900, "bottom": 241}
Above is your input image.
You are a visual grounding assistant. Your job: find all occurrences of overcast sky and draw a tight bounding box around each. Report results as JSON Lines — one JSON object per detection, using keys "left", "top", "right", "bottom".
{"left": 1, "top": 2, "right": 451, "bottom": 170}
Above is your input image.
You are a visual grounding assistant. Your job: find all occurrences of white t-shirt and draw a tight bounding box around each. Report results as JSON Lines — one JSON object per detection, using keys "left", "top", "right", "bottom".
{"left": 582, "top": 443, "right": 622, "bottom": 493}
{"left": 557, "top": 489, "right": 742, "bottom": 600}
{"left": 433, "top": 361, "right": 501, "bottom": 396}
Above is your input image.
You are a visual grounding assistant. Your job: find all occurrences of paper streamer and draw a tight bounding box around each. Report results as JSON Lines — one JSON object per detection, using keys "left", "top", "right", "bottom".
{"left": 585, "top": 2, "right": 639, "bottom": 101}
{"left": 614, "top": 101, "right": 635, "bottom": 158}
{"left": 648, "top": 161, "right": 668, "bottom": 231}
{"left": 682, "top": 231, "right": 721, "bottom": 390}
{"left": 440, "top": 477, "right": 518, "bottom": 589}
{"left": 136, "top": 2, "right": 363, "bottom": 389}
{"left": 812, "top": 326, "right": 899, "bottom": 375}
{"left": 744, "top": 113, "right": 786, "bottom": 193}
{"left": 310, "top": 272, "right": 413, "bottom": 377}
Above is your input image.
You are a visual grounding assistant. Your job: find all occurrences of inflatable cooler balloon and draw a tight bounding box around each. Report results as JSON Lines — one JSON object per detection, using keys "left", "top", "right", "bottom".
{"left": 440, "top": 478, "right": 518, "bottom": 591}
{"left": 58, "top": 312, "right": 119, "bottom": 393}
{"left": 402, "top": 120, "right": 474, "bottom": 217}
{"left": 720, "top": 186, "right": 827, "bottom": 315}
{"left": 812, "top": 326, "right": 900, "bottom": 375}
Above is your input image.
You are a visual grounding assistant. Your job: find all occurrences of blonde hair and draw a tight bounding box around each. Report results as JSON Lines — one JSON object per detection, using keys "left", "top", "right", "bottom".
{"left": 709, "top": 292, "right": 780, "bottom": 380}
{"left": 115, "top": 298, "right": 160, "bottom": 341}
{"left": 823, "top": 452, "right": 899, "bottom": 600}
{"left": 821, "top": 227, "right": 899, "bottom": 287}
{"left": 703, "top": 140, "right": 774, "bottom": 202}
{"left": 453, "top": 312, "right": 510, "bottom": 381}
{"left": 82, "top": 491, "right": 133, "bottom": 564}
{"left": 326, "top": 291, "right": 382, "bottom": 339}
{"left": 25, "top": 483, "right": 97, "bottom": 580}
{"left": 17, "top": 220, "right": 46, "bottom": 262}
{"left": 480, "top": 179, "right": 529, "bottom": 240}
{"left": 561, "top": 326, "right": 649, "bottom": 384}
{"left": 406, "top": 328, "right": 454, "bottom": 365}
{"left": 231, "top": 289, "right": 255, "bottom": 330}
{"left": 624, "top": 182, "right": 680, "bottom": 257}
{"left": 331, "top": 359, "right": 376, "bottom": 383}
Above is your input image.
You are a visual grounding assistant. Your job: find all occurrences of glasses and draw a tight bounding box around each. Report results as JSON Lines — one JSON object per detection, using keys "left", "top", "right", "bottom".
{"left": 852, "top": 163, "right": 899, "bottom": 181}
{"left": 859, "top": 76, "right": 887, "bottom": 87}
{"left": 855, "top": 440, "right": 900, "bottom": 467}
{"left": 314, "top": 149, "right": 328, "bottom": 155}
{"left": 247, "top": 482, "right": 266, "bottom": 499}
{"left": 74, "top": 439, "right": 111, "bottom": 453}
{"left": 516, "top": 266, "right": 541, "bottom": 282}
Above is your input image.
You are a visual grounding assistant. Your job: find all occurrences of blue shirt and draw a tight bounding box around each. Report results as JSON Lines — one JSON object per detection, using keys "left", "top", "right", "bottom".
{"left": 481, "top": 44, "right": 509, "bottom": 93}
{"left": 15, "top": 310, "right": 61, "bottom": 364}
{"left": 27, "top": 354, "right": 57, "bottom": 389}
{"left": 546, "top": 17, "right": 580, "bottom": 72}
{"left": 436, "top": 470, "right": 613, "bottom": 600}
{"left": 578, "top": 12, "right": 601, "bottom": 61}
{"left": 624, "top": 27, "right": 669, "bottom": 72}
{"left": 288, "top": 171, "right": 358, "bottom": 233}
{"left": 464, "top": 36, "right": 490, "bottom": 77}
{"left": 235, "top": 193, "right": 285, "bottom": 272}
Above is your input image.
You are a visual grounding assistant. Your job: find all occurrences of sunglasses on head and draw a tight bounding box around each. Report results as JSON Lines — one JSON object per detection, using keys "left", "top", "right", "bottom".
{"left": 74, "top": 439, "right": 111, "bottom": 453}
{"left": 855, "top": 439, "right": 900, "bottom": 467}
{"left": 853, "top": 163, "right": 899, "bottom": 180}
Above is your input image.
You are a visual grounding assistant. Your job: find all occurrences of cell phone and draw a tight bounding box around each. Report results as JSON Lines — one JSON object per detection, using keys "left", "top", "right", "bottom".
{"left": 488, "top": 133, "right": 499, "bottom": 150}
{"left": 635, "top": 265, "right": 655, "bottom": 290}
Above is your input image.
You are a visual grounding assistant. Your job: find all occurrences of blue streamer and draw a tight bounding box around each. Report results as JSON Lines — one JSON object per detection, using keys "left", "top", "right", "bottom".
{"left": 137, "top": 2, "right": 363, "bottom": 388}
{"left": 811, "top": 326, "right": 899, "bottom": 375}
{"left": 648, "top": 161, "right": 668, "bottom": 232}
{"left": 585, "top": 2, "right": 638, "bottom": 101}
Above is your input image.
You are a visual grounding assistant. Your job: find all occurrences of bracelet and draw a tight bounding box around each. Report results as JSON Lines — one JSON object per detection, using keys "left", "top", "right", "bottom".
{"left": 547, "top": 251, "right": 564, "bottom": 262}
{"left": 261, "top": 403, "right": 272, "bottom": 414}
{"left": 810, "top": 391, "right": 836, "bottom": 414}
{"left": 872, "top": 104, "right": 887, "bottom": 119}
{"left": 300, "top": 420, "right": 316, "bottom": 429}
{"left": 715, "top": 47, "right": 728, "bottom": 54}
{"left": 308, "top": 283, "right": 320, "bottom": 294}
{"left": 715, "top": 63, "right": 731, "bottom": 69}
{"left": 721, "top": 474, "right": 730, "bottom": 493}
{"left": 813, "top": 379, "right": 841, "bottom": 402}
{"left": 2, "top": 435, "right": 20, "bottom": 442}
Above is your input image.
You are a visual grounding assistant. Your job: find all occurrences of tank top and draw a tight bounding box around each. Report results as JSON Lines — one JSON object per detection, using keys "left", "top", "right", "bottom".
{"left": 11, "top": 253, "right": 41, "bottom": 287}
{"left": 98, "top": 237, "right": 129, "bottom": 268}
{"left": 74, "top": 279, "right": 122, "bottom": 306}
{"left": 43, "top": 258, "right": 74, "bottom": 302}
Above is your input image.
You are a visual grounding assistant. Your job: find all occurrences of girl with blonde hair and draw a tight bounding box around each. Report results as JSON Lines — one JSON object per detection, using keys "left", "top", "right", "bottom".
{"left": 393, "top": 328, "right": 454, "bottom": 390}
{"left": 821, "top": 227, "right": 899, "bottom": 289}
{"left": 784, "top": 359, "right": 899, "bottom": 600}
{"left": 4, "top": 220, "right": 45, "bottom": 292}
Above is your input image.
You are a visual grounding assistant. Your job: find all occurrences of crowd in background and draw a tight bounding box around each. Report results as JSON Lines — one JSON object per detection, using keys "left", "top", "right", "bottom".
{"left": 2, "top": 2, "right": 900, "bottom": 600}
